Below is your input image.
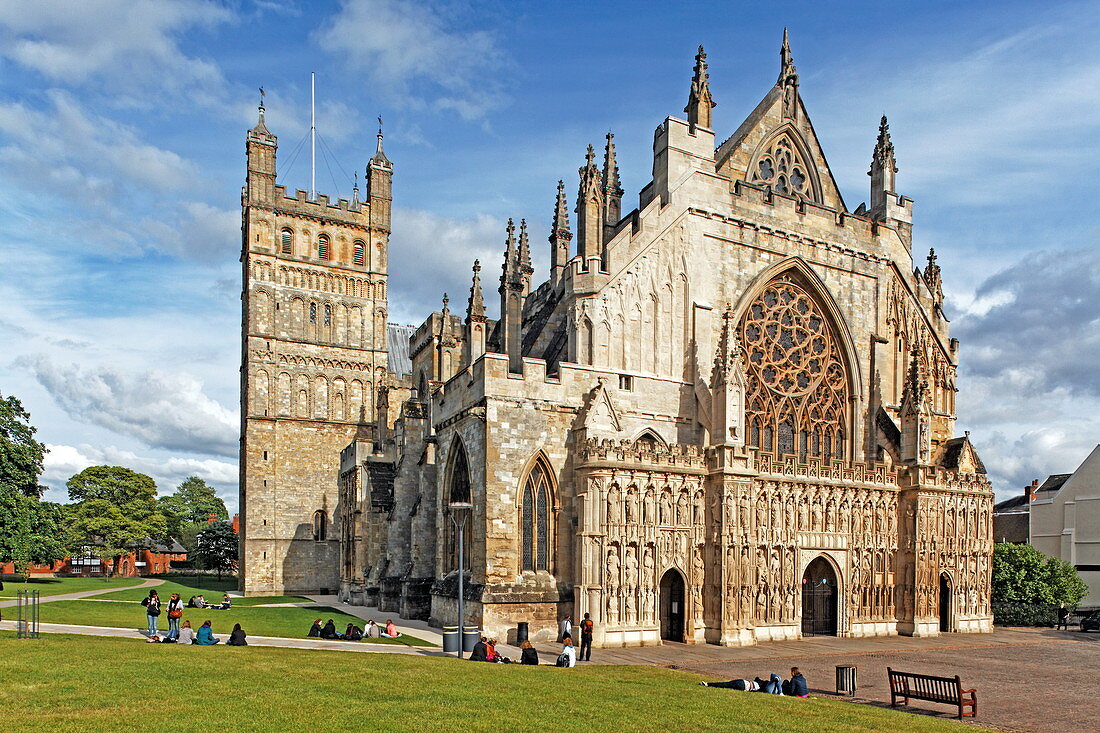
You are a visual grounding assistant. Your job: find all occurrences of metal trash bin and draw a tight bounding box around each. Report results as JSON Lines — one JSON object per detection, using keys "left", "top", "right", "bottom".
{"left": 516, "top": 622, "right": 529, "bottom": 644}
{"left": 836, "top": 665, "right": 857, "bottom": 695}
{"left": 442, "top": 625, "right": 460, "bottom": 653}
{"left": 461, "top": 626, "right": 480, "bottom": 653}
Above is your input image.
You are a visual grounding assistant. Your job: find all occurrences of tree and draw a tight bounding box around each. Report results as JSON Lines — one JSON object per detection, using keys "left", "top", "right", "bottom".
{"left": 0, "top": 486, "right": 71, "bottom": 576}
{"left": 67, "top": 466, "right": 167, "bottom": 576}
{"left": 992, "top": 542, "right": 1088, "bottom": 606}
{"left": 193, "top": 521, "right": 238, "bottom": 577}
{"left": 158, "top": 476, "right": 228, "bottom": 552}
{"left": 0, "top": 392, "right": 48, "bottom": 498}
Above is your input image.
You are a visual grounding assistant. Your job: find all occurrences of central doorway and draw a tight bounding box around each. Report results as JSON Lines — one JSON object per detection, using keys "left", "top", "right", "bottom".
{"left": 939, "top": 573, "right": 952, "bottom": 632}
{"left": 801, "top": 557, "right": 838, "bottom": 636}
{"left": 659, "top": 569, "right": 685, "bottom": 642}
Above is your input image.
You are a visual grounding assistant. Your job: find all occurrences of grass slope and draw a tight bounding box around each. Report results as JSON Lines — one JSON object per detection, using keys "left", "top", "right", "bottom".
{"left": 40, "top": 600, "right": 433, "bottom": 646}
{"left": 95, "top": 577, "right": 311, "bottom": 606}
{"left": 0, "top": 576, "right": 144, "bottom": 597}
{"left": 0, "top": 634, "right": 962, "bottom": 733}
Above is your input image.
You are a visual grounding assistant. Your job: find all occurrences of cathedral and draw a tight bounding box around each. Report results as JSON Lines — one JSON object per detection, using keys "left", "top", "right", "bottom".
{"left": 239, "top": 33, "right": 994, "bottom": 647}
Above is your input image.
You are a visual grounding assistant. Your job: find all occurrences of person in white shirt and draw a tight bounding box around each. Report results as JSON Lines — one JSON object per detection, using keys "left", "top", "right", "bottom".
{"left": 559, "top": 637, "right": 577, "bottom": 668}
{"left": 559, "top": 615, "right": 572, "bottom": 642}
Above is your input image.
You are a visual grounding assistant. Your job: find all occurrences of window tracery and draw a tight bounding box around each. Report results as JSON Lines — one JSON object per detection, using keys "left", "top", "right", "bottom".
{"left": 749, "top": 134, "right": 816, "bottom": 201}
{"left": 740, "top": 274, "right": 849, "bottom": 461}
{"left": 520, "top": 460, "right": 553, "bottom": 572}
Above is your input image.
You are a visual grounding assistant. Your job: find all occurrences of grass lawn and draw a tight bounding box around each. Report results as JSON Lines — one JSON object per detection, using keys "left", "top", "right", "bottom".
{"left": 0, "top": 634, "right": 963, "bottom": 733}
{"left": 39, "top": 600, "right": 433, "bottom": 646}
{"left": 0, "top": 576, "right": 144, "bottom": 597}
{"left": 94, "top": 577, "right": 311, "bottom": 606}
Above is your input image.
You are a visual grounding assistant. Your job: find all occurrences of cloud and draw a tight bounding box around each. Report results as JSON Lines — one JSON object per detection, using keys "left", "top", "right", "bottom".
{"left": 0, "top": 0, "right": 233, "bottom": 107}
{"left": 26, "top": 358, "right": 238, "bottom": 459}
{"left": 314, "top": 0, "right": 510, "bottom": 120}
{"left": 42, "top": 442, "right": 238, "bottom": 507}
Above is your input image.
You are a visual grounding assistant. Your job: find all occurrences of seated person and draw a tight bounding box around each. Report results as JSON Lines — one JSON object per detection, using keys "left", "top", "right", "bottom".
{"left": 195, "top": 595, "right": 208, "bottom": 609}
{"left": 320, "top": 619, "right": 340, "bottom": 639}
{"left": 380, "top": 620, "right": 399, "bottom": 638}
{"left": 469, "top": 636, "right": 488, "bottom": 662}
{"left": 344, "top": 624, "right": 363, "bottom": 641}
{"left": 186, "top": 596, "right": 199, "bottom": 608}
{"left": 364, "top": 620, "right": 381, "bottom": 638}
{"left": 558, "top": 637, "right": 576, "bottom": 667}
{"left": 520, "top": 640, "right": 539, "bottom": 665}
{"left": 218, "top": 593, "right": 233, "bottom": 610}
{"left": 485, "top": 638, "right": 498, "bottom": 662}
{"left": 783, "top": 667, "right": 809, "bottom": 697}
{"left": 196, "top": 620, "right": 220, "bottom": 645}
{"left": 307, "top": 619, "right": 323, "bottom": 637}
{"left": 227, "top": 623, "right": 247, "bottom": 646}
{"left": 178, "top": 620, "right": 196, "bottom": 645}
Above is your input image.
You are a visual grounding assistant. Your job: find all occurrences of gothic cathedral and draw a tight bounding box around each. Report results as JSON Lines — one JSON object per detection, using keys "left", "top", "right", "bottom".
{"left": 240, "top": 34, "right": 994, "bottom": 647}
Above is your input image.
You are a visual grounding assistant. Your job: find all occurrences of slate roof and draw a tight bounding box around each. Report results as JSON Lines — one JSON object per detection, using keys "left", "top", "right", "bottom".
{"left": 941, "top": 436, "right": 987, "bottom": 474}
{"left": 994, "top": 493, "right": 1031, "bottom": 512}
{"left": 386, "top": 323, "right": 415, "bottom": 378}
{"left": 1036, "top": 474, "right": 1071, "bottom": 494}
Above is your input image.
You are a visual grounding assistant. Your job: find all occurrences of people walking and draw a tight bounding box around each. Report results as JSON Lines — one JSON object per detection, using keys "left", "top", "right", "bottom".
{"left": 579, "top": 612, "right": 594, "bottom": 661}
{"left": 141, "top": 590, "right": 161, "bottom": 636}
{"left": 166, "top": 593, "right": 183, "bottom": 640}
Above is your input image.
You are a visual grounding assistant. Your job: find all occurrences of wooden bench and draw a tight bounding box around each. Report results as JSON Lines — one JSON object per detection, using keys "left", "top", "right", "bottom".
{"left": 887, "top": 667, "right": 977, "bottom": 719}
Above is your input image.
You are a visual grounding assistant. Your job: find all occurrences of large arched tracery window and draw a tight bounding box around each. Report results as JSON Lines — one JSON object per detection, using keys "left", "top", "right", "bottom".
{"left": 740, "top": 272, "right": 850, "bottom": 461}
{"left": 444, "top": 440, "right": 472, "bottom": 573}
{"left": 748, "top": 130, "right": 820, "bottom": 202}
{"left": 520, "top": 458, "right": 553, "bottom": 573}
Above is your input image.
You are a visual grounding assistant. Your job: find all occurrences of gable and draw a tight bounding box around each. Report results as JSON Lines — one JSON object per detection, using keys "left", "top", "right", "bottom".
{"left": 715, "top": 89, "right": 847, "bottom": 213}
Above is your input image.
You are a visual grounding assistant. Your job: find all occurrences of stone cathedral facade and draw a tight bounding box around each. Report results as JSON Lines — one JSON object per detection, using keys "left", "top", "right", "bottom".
{"left": 241, "top": 35, "right": 994, "bottom": 647}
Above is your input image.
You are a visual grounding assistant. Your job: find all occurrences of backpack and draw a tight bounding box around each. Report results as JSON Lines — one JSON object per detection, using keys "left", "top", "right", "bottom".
{"left": 556, "top": 652, "right": 570, "bottom": 668}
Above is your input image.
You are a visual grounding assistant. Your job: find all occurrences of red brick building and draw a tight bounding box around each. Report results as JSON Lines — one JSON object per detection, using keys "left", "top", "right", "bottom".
{"left": 1, "top": 538, "right": 188, "bottom": 578}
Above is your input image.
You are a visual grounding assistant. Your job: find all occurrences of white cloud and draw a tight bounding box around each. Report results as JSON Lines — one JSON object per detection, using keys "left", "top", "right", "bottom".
{"left": 0, "top": 0, "right": 233, "bottom": 107}
{"left": 314, "top": 0, "right": 510, "bottom": 120}
{"left": 26, "top": 358, "right": 238, "bottom": 459}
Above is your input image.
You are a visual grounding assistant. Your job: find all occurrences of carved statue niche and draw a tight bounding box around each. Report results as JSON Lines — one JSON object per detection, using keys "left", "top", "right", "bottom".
{"left": 607, "top": 485, "right": 621, "bottom": 526}
{"left": 642, "top": 544, "right": 655, "bottom": 587}
{"left": 693, "top": 489, "right": 705, "bottom": 526}
{"left": 660, "top": 488, "right": 673, "bottom": 525}
{"left": 739, "top": 494, "right": 750, "bottom": 531}
{"left": 643, "top": 488, "right": 655, "bottom": 525}
{"left": 625, "top": 487, "right": 639, "bottom": 525}
{"left": 798, "top": 495, "right": 809, "bottom": 532}
{"left": 607, "top": 591, "right": 619, "bottom": 625}
{"left": 770, "top": 547, "right": 783, "bottom": 588}
{"left": 811, "top": 496, "right": 823, "bottom": 532}
{"left": 606, "top": 546, "right": 621, "bottom": 591}
{"left": 624, "top": 544, "right": 639, "bottom": 593}
{"left": 676, "top": 490, "right": 689, "bottom": 526}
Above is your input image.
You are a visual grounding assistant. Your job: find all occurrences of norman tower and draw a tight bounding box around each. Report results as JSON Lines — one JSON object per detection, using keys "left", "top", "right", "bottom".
{"left": 240, "top": 104, "right": 393, "bottom": 594}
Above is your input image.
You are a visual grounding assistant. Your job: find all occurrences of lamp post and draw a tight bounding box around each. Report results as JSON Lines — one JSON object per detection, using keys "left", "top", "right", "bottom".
{"left": 449, "top": 501, "right": 473, "bottom": 658}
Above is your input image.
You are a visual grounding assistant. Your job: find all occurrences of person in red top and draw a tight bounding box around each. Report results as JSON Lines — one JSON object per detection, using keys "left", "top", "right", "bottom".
{"left": 579, "top": 612, "right": 594, "bottom": 661}
{"left": 380, "top": 619, "right": 399, "bottom": 638}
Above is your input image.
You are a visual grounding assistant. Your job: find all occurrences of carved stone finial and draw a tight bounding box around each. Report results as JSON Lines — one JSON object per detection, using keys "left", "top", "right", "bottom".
{"left": 871, "top": 114, "right": 898, "bottom": 176}
{"left": 467, "top": 259, "right": 485, "bottom": 321}
{"left": 778, "top": 29, "right": 799, "bottom": 119}
{"left": 685, "top": 44, "right": 715, "bottom": 129}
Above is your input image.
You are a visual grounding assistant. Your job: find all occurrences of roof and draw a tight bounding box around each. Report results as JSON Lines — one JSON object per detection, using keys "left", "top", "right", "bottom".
{"left": 994, "top": 494, "right": 1030, "bottom": 512}
{"left": 1037, "top": 474, "right": 1071, "bottom": 494}
{"left": 387, "top": 323, "right": 415, "bottom": 378}
{"left": 941, "top": 436, "right": 987, "bottom": 474}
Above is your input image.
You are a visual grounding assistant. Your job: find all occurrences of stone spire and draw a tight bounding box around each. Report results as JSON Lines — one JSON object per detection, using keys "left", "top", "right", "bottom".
{"left": 370, "top": 116, "right": 390, "bottom": 166}
{"left": 246, "top": 99, "right": 278, "bottom": 202}
{"left": 467, "top": 259, "right": 485, "bottom": 320}
{"left": 250, "top": 100, "right": 271, "bottom": 136}
{"left": 576, "top": 144, "right": 603, "bottom": 266}
{"left": 900, "top": 348, "right": 930, "bottom": 464}
{"left": 367, "top": 115, "right": 393, "bottom": 233}
{"left": 712, "top": 305, "right": 745, "bottom": 387}
{"left": 355, "top": 402, "right": 373, "bottom": 441}
{"left": 710, "top": 304, "right": 747, "bottom": 447}
{"left": 549, "top": 179, "right": 572, "bottom": 287}
{"left": 498, "top": 218, "right": 525, "bottom": 373}
{"left": 902, "top": 348, "right": 926, "bottom": 412}
{"left": 778, "top": 28, "right": 799, "bottom": 119}
{"left": 602, "top": 132, "right": 624, "bottom": 230}
{"left": 685, "top": 44, "right": 715, "bottom": 130}
{"left": 923, "top": 248, "right": 943, "bottom": 306}
{"left": 518, "top": 218, "right": 532, "bottom": 274}
{"left": 869, "top": 115, "right": 898, "bottom": 219}
{"left": 499, "top": 217, "right": 517, "bottom": 292}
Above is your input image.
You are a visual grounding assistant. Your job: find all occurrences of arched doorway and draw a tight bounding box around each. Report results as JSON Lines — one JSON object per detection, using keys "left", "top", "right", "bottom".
{"left": 659, "top": 569, "right": 685, "bottom": 642}
{"left": 801, "top": 557, "right": 838, "bottom": 636}
{"left": 939, "top": 573, "right": 953, "bottom": 632}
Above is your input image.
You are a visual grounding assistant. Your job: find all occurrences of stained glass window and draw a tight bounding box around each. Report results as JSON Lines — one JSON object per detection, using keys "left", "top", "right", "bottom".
{"left": 520, "top": 461, "right": 553, "bottom": 572}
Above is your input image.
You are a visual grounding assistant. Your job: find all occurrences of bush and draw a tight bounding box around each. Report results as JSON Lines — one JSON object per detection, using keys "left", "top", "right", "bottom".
{"left": 991, "top": 542, "right": 1087, "bottom": 607}
{"left": 991, "top": 602, "right": 1061, "bottom": 627}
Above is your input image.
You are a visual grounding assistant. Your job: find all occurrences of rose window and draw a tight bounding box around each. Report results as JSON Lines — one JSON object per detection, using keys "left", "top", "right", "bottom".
{"left": 750, "top": 135, "right": 815, "bottom": 200}
{"left": 740, "top": 275, "right": 849, "bottom": 460}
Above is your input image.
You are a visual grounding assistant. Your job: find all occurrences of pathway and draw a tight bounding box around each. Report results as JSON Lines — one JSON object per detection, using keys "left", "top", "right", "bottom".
{"left": 0, "top": 577, "right": 163, "bottom": 609}
{"left": 304, "top": 594, "right": 445, "bottom": 646}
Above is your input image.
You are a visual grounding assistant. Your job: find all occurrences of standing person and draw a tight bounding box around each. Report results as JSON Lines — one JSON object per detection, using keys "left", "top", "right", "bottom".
{"left": 141, "top": 589, "right": 161, "bottom": 637}
{"left": 227, "top": 623, "right": 248, "bottom": 646}
{"left": 1057, "top": 604, "right": 1070, "bottom": 631}
{"left": 578, "top": 612, "right": 594, "bottom": 662}
{"left": 559, "top": 614, "right": 572, "bottom": 643}
{"left": 519, "top": 640, "right": 539, "bottom": 665}
{"left": 166, "top": 593, "right": 184, "bottom": 641}
{"left": 196, "top": 620, "right": 220, "bottom": 645}
{"left": 177, "top": 620, "right": 196, "bottom": 645}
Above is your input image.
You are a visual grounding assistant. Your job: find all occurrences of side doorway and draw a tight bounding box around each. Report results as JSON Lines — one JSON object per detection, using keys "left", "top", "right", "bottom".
{"left": 659, "top": 569, "right": 685, "bottom": 642}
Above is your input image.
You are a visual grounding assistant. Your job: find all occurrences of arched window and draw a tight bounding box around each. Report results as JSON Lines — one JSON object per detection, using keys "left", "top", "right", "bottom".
{"left": 318, "top": 234, "right": 330, "bottom": 260}
{"left": 313, "top": 510, "right": 327, "bottom": 542}
{"left": 353, "top": 240, "right": 365, "bottom": 266}
{"left": 633, "top": 430, "right": 663, "bottom": 452}
{"left": 281, "top": 228, "right": 293, "bottom": 254}
{"left": 324, "top": 304, "right": 331, "bottom": 326}
{"left": 445, "top": 440, "right": 472, "bottom": 573}
{"left": 740, "top": 271, "right": 850, "bottom": 462}
{"left": 309, "top": 302, "right": 317, "bottom": 324}
{"left": 520, "top": 458, "right": 553, "bottom": 573}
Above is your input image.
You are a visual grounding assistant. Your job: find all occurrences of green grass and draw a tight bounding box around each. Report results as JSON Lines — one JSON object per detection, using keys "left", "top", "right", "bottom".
{"left": 0, "top": 576, "right": 144, "bottom": 597}
{"left": 39, "top": 600, "right": 433, "bottom": 646}
{"left": 0, "top": 634, "right": 964, "bottom": 733}
{"left": 95, "top": 576, "right": 238, "bottom": 602}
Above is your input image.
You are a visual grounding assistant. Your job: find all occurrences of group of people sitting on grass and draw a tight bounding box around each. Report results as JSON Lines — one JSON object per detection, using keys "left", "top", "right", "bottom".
{"left": 147, "top": 619, "right": 248, "bottom": 646}
{"left": 141, "top": 589, "right": 245, "bottom": 646}
{"left": 307, "top": 618, "right": 400, "bottom": 641}
{"left": 699, "top": 667, "right": 809, "bottom": 697}
{"left": 467, "top": 636, "right": 560, "bottom": 666}
{"left": 186, "top": 593, "right": 232, "bottom": 610}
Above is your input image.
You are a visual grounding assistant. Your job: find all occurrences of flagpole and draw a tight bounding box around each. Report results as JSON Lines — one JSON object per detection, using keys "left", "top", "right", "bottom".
{"left": 310, "top": 71, "right": 316, "bottom": 200}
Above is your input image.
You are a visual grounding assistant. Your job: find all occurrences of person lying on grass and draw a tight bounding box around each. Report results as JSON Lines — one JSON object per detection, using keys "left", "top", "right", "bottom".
{"left": 700, "top": 672, "right": 783, "bottom": 693}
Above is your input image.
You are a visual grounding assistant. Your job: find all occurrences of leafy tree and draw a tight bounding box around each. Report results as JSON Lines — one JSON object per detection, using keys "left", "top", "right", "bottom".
{"left": 992, "top": 542, "right": 1088, "bottom": 606}
{"left": 0, "top": 486, "right": 71, "bottom": 576}
{"left": 193, "top": 520, "right": 238, "bottom": 577}
{"left": 0, "top": 392, "right": 48, "bottom": 498}
{"left": 67, "top": 466, "right": 167, "bottom": 576}
{"left": 158, "top": 476, "right": 228, "bottom": 551}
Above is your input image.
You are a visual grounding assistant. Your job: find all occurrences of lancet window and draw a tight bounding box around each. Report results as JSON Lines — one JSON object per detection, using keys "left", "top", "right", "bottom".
{"left": 281, "top": 228, "right": 293, "bottom": 254}
{"left": 749, "top": 133, "right": 817, "bottom": 201}
{"left": 520, "top": 459, "right": 553, "bottom": 573}
{"left": 444, "top": 440, "right": 472, "bottom": 573}
{"left": 740, "top": 274, "right": 850, "bottom": 461}
{"left": 353, "top": 240, "right": 365, "bottom": 266}
{"left": 318, "top": 234, "right": 330, "bottom": 260}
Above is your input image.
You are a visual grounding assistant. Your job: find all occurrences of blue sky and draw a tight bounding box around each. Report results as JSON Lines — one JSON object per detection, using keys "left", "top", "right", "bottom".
{"left": 1, "top": 0, "right": 1098, "bottom": 512}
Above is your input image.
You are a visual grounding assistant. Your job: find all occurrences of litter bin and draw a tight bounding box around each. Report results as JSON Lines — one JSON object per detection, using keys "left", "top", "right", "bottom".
{"left": 442, "top": 626, "right": 460, "bottom": 653}
{"left": 461, "top": 626, "right": 480, "bottom": 653}
{"left": 836, "top": 665, "right": 857, "bottom": 695}
{"left": 516, "top": 622, "right": 529, "bottom": 644}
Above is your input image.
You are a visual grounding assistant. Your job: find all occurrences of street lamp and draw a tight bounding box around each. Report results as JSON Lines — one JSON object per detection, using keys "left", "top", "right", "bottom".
{"left": 449, "top": 501, "right": 473, "bottom": 658}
